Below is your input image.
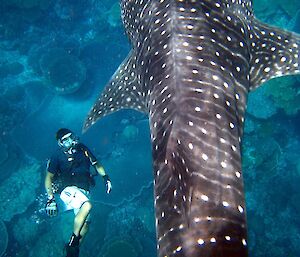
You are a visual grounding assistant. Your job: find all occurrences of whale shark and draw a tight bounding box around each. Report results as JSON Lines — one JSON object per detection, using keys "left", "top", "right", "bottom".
{"left": 83, "top": 0, "right": 300, "bottom": 256}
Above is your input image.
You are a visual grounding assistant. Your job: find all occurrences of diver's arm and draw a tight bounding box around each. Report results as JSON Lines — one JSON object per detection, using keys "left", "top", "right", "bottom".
{"left": 45, "top": 171, "right": 55, "bottom": 199}
{"left": 82, "top": 143, "right": 112, "bottom": 193}
{"left": 94, "top": 163, "right": 112, "bottom": 193}
{"left": 44, "top": 171, "right": 57, "bottom": 216}
{"left": 94, "top": 163, "right": 106, "bottom": 176}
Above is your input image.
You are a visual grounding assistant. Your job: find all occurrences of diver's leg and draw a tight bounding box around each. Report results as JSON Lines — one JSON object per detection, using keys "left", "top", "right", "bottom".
{"left": 78, "top": 221, "right": 90, "bottom": 244}
{"left": 65, "top": 202, "right": 92, "bottom": 257}
{"left": 73, "top": 201, "right": 92, "bottom": 236}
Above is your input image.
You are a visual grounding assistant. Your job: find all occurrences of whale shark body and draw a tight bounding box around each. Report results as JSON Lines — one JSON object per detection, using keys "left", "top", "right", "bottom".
{"left": 84, "top": 0, "right": 300, "bottom": 256}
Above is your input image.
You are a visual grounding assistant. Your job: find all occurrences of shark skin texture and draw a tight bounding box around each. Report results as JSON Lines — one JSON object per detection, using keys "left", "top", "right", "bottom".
{"left": 83, "top": 0, "right": 300, "bottom": 256}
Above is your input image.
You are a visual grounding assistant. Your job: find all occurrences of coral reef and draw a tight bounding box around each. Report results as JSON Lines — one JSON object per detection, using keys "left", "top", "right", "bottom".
{"left": 28, "top": 46, "right": 85, "bottom": 94}
{"left": 263, "top": 77, "right": 300, "bottom": 115}
{"left": 242, "top": 135, "right": 281, "bottom": 171}
{"left": 254, "top": 0, "right": 291, "bottom": 28}
{"left": 289, "top": 10, "right": 300, "bottom": 34}
{"left": 106, "top": 3, "right": 122, "bottom": 28}
{"left": 0, "top": 61, "right": 24, "bottom": 78}
{"left": 97, "top": 188, "right": 156, "bottom": 257}
{"left": 0, "top": 139, "right": 8, "bottom": 166}
{"left": 38, "top": 48, "right": 86, "bottom": 94}
{"left": 273, "top": 0, "right": 300, "bottom": 17}
{"left": 247, "top": 86, "right": 277, "bottom": 119}
{"left": 243, "top": 116, "right": 261, "bottom": 134}
{"left": 98, "top": 237, "right": 141, "bottom": 257}
{"left": 121, "top": 125, "right": 139, "bottom": 142}
{"left": 0, "top": 79, "right": 51, "bottom": 138}
{"left": 243, "top": 126, "right": 300, "bottom": 257}
{"left": 2, "top": 0, "right": 51, "bottom": 9}
{"left": 12, "top": 216, "right": 39, "bottom": 245}
{"left": 0, "top": 159, "right": 42, "bottom": 221}
{"left": 0, "top": 219, "right": 8, "bottom": 257}
{"left": 78, "top": 202, "right": 113, "bottom": 256}
{"left": 0, "top": 88, "right": 28, "bottom": 134}
{"left": 0, "top": 136, "right": 22, "bottom": 182}
{"left": 29, "top": 212, "right": 73, "bottom": 257}
{"left": 47, "top": 54, "right": 86, "bottom": 94}
{"left": 54, "top": 0, "right": 90, "bottom": 21}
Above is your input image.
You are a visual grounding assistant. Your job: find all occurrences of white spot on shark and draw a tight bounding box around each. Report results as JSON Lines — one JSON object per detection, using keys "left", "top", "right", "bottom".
{"left": 210, "top": 238, "right": 217, "bottom": 243}
{"left": 197, "top": 239, "right": 205, "bottom": 245}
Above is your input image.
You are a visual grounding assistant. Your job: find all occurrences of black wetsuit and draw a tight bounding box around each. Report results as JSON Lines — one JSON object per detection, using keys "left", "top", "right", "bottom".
{"left": 47, "top": 143, "right": 98, "bottom": 193}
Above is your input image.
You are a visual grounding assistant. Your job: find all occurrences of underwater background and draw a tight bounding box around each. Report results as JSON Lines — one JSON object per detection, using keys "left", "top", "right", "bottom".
{"left": 0, "top": 0, "right": 299, "bottom": 256}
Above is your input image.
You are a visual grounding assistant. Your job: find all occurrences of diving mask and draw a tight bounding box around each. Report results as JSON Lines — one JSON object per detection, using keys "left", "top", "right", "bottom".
{"left": 59, "top": 132, "right": 77, "bottom": 149}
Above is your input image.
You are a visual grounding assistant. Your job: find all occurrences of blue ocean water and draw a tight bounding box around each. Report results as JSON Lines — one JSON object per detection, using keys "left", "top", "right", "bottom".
{"left": 0, "top": 0, "right": 299, "bottom": 257}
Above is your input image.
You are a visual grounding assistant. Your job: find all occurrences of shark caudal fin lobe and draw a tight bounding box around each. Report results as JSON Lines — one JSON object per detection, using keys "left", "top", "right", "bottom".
{"left": 83, "top": 50, "right": 148, "bottom": 132}
{"left": 249, "top": 18, "right": 300, "bottom": 90}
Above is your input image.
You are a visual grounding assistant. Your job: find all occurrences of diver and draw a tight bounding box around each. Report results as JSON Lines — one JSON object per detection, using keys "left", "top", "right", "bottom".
{"left": 44, "top": 128, "right": 112, "bottom": 257}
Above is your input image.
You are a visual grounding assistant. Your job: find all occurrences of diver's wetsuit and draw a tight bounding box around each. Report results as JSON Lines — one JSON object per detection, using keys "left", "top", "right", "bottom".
{"left": 47, "top": 143, "right": 98, "bottom": 193}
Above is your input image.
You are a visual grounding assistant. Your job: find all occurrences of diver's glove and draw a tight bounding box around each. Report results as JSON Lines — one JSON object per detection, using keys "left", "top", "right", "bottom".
{"left": 102, "top": 175, "right": 112, "bottom": 194}
{"left": 45, "top": 196, "right": 58, "bottom": 217}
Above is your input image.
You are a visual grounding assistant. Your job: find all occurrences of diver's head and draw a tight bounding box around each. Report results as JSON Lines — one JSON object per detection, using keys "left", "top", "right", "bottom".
{"left": 56, "top": 128, "right": 78, "bottom": 150}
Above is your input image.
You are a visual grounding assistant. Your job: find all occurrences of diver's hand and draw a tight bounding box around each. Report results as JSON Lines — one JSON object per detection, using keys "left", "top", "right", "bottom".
{"left": 106, "top": 180, "right": 112, "bottom": 194}
{"left": 45, "top": 196, "right": 58, "bottom": 217}
{"left": 102, "top": 175, "right": 112, "bottom": 194}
